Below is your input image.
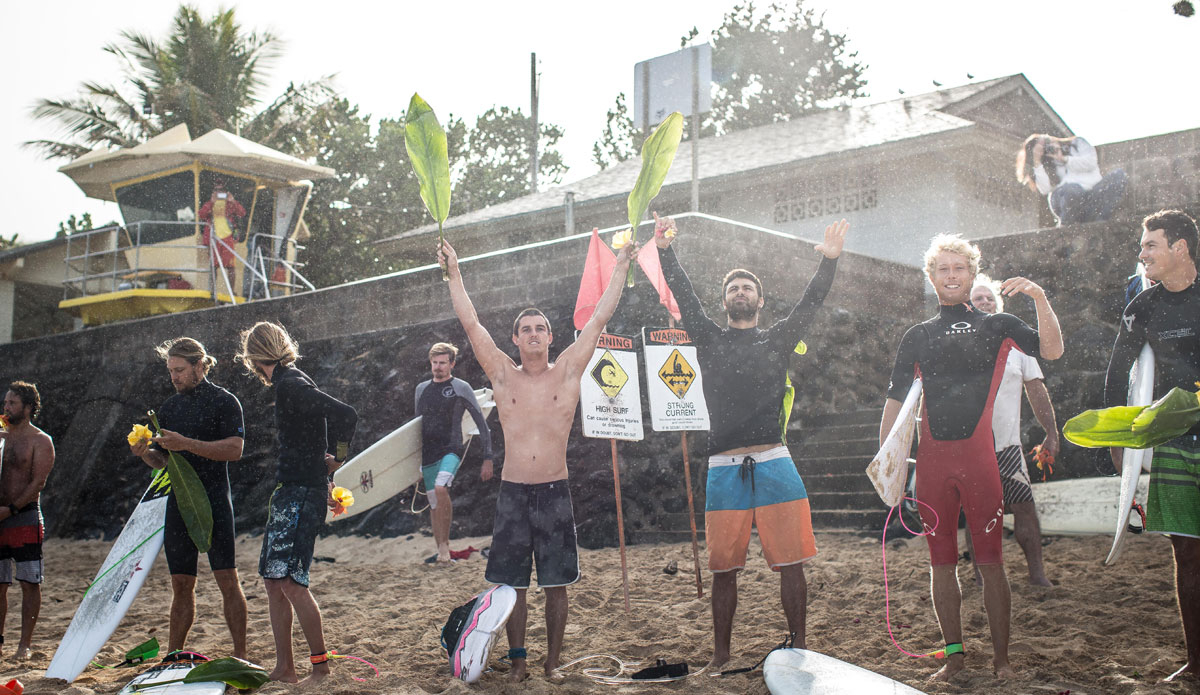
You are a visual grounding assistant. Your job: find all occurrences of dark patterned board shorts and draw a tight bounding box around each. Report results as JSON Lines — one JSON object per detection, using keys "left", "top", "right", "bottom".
{"left": 996, "top": 445, "right": 1035, "bottom": 506}
{"left": 259, "top": 483, "right": 327, "bottom": 587}
{"left": 485, "top": 480, "right": 580, "bottom": 589}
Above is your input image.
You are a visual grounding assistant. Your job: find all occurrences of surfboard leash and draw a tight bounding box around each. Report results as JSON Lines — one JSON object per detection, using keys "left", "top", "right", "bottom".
{"left": 881, "top": 496, "right": 949, "bottom": 659}
{"left": 327, "top": 650, "right": 379, "bottom": 681}
{"left": 80, "top": 524, "right": 167, "bottom": 599}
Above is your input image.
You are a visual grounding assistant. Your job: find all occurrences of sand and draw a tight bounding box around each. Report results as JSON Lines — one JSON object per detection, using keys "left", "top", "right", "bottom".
{"left": 0, "top": 528, "right": 1194, "bottom": 694}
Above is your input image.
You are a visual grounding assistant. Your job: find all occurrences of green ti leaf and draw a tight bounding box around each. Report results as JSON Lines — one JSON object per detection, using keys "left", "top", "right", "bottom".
{"left": 778, "top": 341, "right": 808, "bottom": 442}
{"left": 404, "top": 93, "right": 452, "bottom": 278}
{"left": 1063, "top": 387, "right": 1200, "bottom": 449}
{"left": 625, "top": 112, "right": 684, "bottom": 286}
{"left": 183, "top": 657, "right": 271, "bottom": 690}
{"left": 147, "top": 411, "right": 213, "bottom": 553}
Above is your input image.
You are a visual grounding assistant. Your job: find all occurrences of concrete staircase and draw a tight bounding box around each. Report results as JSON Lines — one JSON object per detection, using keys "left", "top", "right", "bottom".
{"left": 793, "top": 409, "right": 893, "bottom": 532}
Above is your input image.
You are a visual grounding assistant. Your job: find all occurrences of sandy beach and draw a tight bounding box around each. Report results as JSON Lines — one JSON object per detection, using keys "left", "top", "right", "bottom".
{"left": 0, "top": 528, "right": 1194, "bottom": 694}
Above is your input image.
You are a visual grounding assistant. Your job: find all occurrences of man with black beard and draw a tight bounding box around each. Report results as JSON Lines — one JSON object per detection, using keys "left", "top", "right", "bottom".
{"left": 657, "top": 216, "right": 849, "bottom": 670}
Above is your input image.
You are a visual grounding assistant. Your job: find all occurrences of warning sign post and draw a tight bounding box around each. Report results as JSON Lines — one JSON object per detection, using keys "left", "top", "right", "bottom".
{"left": 579, "top": 333, "right": 643, "bottom": 441}
{"left": 642, "top": 327, "right": 709, "bottom": 432}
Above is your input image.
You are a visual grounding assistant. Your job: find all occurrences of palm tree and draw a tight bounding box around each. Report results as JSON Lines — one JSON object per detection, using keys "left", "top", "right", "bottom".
{"left": 26, "top": 4, "right": 336, "bottom": 160}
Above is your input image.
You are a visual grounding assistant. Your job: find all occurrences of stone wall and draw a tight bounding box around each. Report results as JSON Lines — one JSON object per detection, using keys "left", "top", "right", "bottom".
{"left": 0, "top": 216, "right": 922, "bottom": 545}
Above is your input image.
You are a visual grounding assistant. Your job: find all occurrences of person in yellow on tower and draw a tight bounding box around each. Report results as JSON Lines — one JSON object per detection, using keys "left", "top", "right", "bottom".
{"left": 198, "top": 182, "right": 246, "bottom": 269}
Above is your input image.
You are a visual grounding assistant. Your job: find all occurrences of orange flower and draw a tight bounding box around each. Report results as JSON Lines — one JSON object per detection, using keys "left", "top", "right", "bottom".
{"left": 330, "top": 486, "right": 355, "bottom": 518}
{"left": 0, "top": 415, "right": 9, "bottom": 430}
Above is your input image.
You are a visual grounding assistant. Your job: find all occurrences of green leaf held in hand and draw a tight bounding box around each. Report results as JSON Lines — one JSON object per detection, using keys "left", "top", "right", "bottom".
{"left": 404, "top": 93, "right": 452, "bottom": 280}
{"left": 625, "top": 112, "right": 684, "bottom": 286}
{"left": 147, "top": 411, "right": 213, "bottom": 553}
{"left": 1063, "top": 387, "right": 1200, "bottom": 449}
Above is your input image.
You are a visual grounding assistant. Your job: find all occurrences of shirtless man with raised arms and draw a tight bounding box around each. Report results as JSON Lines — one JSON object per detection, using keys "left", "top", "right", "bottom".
{"left": 438, "top": 237, "right": 635, "bottom": 681}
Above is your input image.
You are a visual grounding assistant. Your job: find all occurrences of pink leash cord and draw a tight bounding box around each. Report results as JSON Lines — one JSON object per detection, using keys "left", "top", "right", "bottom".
{"left": 329, "top": 650, "right": 380, "bottom": 681}
{"left": 881, "top": 496, "right": 948, "bottom": 659}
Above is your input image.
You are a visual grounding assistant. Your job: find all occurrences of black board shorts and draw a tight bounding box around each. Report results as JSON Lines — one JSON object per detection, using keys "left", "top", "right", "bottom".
{"left": 164, "top": 490, "right": 237, "bottom": 576}
{"left": 485, "top": 480, "right": 580, "bottom": 589}
{"left": 259, "top": 483, "right": 326, "bottom": 587}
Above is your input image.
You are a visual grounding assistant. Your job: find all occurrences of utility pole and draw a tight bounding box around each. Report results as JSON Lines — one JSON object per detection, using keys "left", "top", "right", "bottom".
{"left": 691, "top": 46, "right": 700, "bottom": 212}
{"left": 530, "top": 52, "right": 539, "bottom": 193}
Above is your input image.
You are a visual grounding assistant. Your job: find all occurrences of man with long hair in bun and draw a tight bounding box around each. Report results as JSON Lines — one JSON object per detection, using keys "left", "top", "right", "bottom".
{"left": 236, "top": 321, "right": 357, "bottom": 687}
{"left": 129, "top": 337, "right": 248, "bottom": 659}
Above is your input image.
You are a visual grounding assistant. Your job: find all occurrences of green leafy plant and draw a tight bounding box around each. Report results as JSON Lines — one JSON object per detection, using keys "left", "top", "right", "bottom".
{"left": 624, "top": 112, "right": 684, "bottom": 286}
{"left": 1063, "top": 387, "right": 1200, "bottom": 449}
{"left": 132, "top": 657, "right": 269, "bottom": 691}
{"left": 147, "top": 411, "right": 212, "bottom": 553}
{"left": 404, "top": 93, "right": 452, "bottom": 280}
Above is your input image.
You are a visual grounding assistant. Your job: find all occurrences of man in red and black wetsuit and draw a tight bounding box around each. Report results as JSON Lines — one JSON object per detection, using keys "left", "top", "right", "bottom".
{"left": 880, "top": 234, "right": 1063, "bottom": 681}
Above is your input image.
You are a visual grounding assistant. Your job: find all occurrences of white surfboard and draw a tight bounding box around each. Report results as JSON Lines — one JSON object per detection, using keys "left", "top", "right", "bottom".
{"left": 46, "top": 475, "right": 170, "bottom": 683}
{"left": 1003, "top": 474, "right": 1151, "bottom": 536}
{"left": 327, "top": 388, "right": 493, "bottom": 523}
{"left": 867, "top": 379, "right": 922, "bottom": 508}
{"left": 117, "top": 659, "right": 226, "bottom": 694}
{"left": 764, "top": 648, "right": 927, "bottom": 695}
{"left": 1106, "top": 342, "right": 1155, "bottom": 564}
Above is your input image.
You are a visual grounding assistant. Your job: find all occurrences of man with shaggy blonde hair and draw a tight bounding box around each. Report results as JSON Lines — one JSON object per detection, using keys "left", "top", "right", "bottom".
{"left": 131, "top": 337, "right": 247, "bottom": 659}
{"left": 880, "top": 235, "right": 1062, "bottom": 681}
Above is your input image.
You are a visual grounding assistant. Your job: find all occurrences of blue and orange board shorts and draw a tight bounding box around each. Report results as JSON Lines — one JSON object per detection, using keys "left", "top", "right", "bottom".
{"left": 704, "top": 446, "right": 816, "bottom": 572}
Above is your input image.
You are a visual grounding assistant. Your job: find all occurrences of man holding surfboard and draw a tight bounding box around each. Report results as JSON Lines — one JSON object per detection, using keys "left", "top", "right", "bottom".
{"left": 880, "top": 235, "right": 1062, "bottom": 681}
{"left": 438, "top": 237, "right": 635, "bottom": 681}
{"left": 0, "top": 381, "right": 54, "bottom": 660}
{"left": 1104, "top": 210, "right": 1200, "bottom": 683}
{"left": 130, "top": 338, "right": 248, "bottom": 660}
{"left": 416, "top": 341, "right": 494, "bottom": 564}
{"left": 656, "top": 216, "right": 849, "bottom": 672}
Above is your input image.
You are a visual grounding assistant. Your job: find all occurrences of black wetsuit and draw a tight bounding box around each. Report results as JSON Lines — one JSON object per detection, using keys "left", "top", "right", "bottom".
{"left": 154, "top": 379, "right": 244, "bottom": 575}
{"left": 887, "top": 303, "right": 1041, "bottom": 565}
{"left": 271, "top": 365, "right": 358, "bottom": 487}
{"left": 659, "top": 245, "right": 837, "bottom": 455}
{"left": 1104, "top": 281, "right": 1200, "bottom": 434}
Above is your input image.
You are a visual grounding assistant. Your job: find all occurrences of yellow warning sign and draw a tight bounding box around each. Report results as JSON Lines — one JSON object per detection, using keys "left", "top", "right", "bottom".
{"left": 658, "top": 349, "right": 696, "bottom": 399}
{"left": 590, "top": 350, "right": 629, "bottom": 398}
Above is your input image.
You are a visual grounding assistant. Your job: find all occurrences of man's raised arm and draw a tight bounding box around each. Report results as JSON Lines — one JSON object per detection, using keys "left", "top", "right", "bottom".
{"left": 439, "top": 240, "right": 510, "bottom": 380}
{"left": 560, "top": 243, "right": 636, "bottom": 372}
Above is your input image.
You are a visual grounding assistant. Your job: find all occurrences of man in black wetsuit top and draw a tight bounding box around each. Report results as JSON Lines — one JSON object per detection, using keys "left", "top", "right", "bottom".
{"left": 416, "top": 341, "right": 494, "bottom": 564}
{"left": 1105, "top": 210, "right": 1200, "bottom": 683}
{"left": 657, "top": 216, "right": 849, "bottom": 671}
{"left": 880, "top": 234, "right": 1062, "bottom": 682}
{"left": 129, "top": 337, "right": 248, "bottom": 659}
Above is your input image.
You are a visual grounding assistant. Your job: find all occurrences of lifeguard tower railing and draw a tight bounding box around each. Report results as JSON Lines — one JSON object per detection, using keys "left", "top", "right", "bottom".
{"left": 62, "top": 221, "right": 314, "bottom": 306}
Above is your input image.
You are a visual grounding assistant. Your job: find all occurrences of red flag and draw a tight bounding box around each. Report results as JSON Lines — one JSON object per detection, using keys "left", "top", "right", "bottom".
{"left": 636, "top": 242, "right": 681, "bottom": 321}
{"left": 573, "top": 228, "right": 616, "bottom": 330}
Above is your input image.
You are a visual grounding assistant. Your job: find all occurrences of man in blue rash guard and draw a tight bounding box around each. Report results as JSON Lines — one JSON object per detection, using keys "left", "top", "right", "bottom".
{"left": 416, "top": 341, "right": 494, "bottom": 564}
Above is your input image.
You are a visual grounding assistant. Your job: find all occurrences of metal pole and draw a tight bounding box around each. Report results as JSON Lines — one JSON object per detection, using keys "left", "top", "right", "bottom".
{"left": 691, "top": 46, "right": 700, "bottom": 212}
{"left": 642, "top": 62, "right": 651, "bottom": 139}
{"left": 530, "top": 52, "right": 539, "bottom": 193}
{"left": 680, "top": 432, "right": 704, "bottom": 598}
{"left": 610, "top": 438, "right": 631, "bottom": 614}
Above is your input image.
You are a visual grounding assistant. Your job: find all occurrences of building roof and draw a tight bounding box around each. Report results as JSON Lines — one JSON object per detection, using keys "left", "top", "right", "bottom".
{"left": 378, "top": 74, "right": 1064, "bottom": 247}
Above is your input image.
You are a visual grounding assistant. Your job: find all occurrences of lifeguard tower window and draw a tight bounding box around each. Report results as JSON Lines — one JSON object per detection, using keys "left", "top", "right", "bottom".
{"left": 115, "top": 172, "right": 198, "bottom": 245}
{"left": 250, "top": 186, "right": 275, "bottom": 243}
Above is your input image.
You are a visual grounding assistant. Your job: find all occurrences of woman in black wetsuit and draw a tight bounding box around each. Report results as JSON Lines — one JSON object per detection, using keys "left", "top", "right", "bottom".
{"left": 236, "top": 321, "right": 357, "bottom": 687}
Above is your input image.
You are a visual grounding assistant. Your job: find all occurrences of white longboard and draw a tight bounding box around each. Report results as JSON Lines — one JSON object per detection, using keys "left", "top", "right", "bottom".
{"left": 117, "top": 659, "right": 225, "bottom": 694}
{"left": 1107, "top": 342, "right": 1155, "bottom": 564}
{"left": 327, "top": 388, "right": 493, "bottom": 523}
{"left": 764, "top": 648, "right": 927, "bottom": 694}
{"left": 46, "top": 476, "right": 169, "bottom": 683}
{"left": 867, "top": 379, "right": 922, "bottom": 507}
{"left": 1003, "top": 474, "right": 1151, "bottom": 536}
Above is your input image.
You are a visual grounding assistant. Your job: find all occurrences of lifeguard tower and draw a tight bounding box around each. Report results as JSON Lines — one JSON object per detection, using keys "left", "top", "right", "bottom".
{"left": 56, "top": 124, "right": 334, "bottom": 326}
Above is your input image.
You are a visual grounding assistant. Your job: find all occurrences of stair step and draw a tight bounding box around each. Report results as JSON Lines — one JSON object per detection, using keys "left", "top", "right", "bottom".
{"left": 792, "top": 438, "right": 879, "bottom": 458}
{"left": 810, "top": 508, "right": 892, "bottom": 531}
{"left": 797, "top": 423, "right": 879, "bottom": 444}
{"left": 803, "top": 410, "right": 882, "bottom": 428}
